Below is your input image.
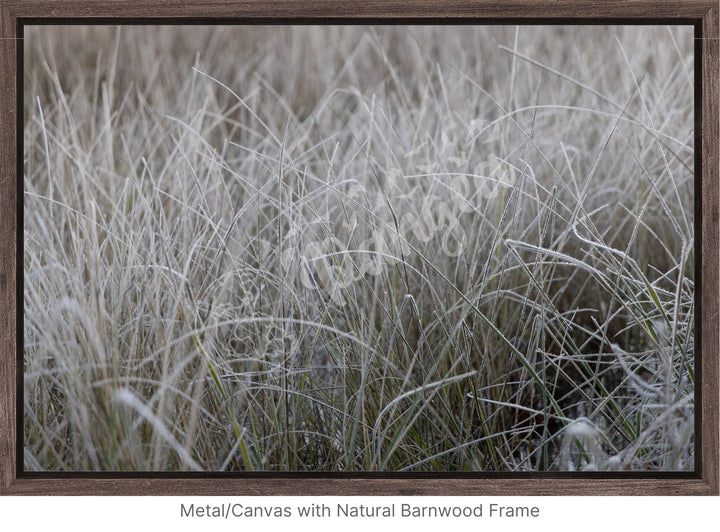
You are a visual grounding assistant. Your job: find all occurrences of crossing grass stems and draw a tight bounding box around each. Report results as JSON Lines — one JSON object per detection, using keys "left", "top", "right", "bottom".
{"left": 23, "top": 25, "right": 694, "bottom": 471}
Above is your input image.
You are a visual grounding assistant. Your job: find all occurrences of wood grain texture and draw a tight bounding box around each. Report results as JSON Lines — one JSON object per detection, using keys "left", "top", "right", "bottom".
{"left": 1, "top": 0, "right": 718, "bottom": 496}
{"left": 2, "top": 476, "right": 716, "bottom": 496}
{"left": 1, "top": 0, "right": 718, "bottom": 20}
{"left": 0, "top": 0, "right": 18, "bottom": 493}
{"left": 699, "top": 2, "right": 720, "bottom": 496}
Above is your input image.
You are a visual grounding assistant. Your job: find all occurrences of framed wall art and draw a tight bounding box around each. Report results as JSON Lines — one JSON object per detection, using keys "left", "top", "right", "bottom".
{"left": 0, "top": 0, "right": 717, "bottom": 495}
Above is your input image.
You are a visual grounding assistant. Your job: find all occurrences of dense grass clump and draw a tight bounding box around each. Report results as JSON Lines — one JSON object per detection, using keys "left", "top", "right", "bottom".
{"left": 24, "top": 25, "right": 694, "bottom": 471}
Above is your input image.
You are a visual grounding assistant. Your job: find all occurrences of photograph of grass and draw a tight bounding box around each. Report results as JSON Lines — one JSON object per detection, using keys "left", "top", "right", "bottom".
{"left": 23, "top": 24, "right": 694, "bottom": 472}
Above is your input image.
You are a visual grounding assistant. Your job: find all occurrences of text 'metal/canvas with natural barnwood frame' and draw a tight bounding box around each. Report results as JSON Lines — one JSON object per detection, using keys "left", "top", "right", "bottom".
{"left": 0, "top": 0, "right": 718, "bottom": 495}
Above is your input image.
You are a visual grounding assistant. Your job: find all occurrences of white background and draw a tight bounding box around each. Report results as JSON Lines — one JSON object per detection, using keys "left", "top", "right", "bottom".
{"left": 1, "top": 495, "right": 718, "bottom": 531}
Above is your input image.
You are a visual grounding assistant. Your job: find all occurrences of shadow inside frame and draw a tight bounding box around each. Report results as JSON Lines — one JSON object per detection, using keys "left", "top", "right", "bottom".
{"left": 12, "top": 11, "right": 714, "bottom": 488}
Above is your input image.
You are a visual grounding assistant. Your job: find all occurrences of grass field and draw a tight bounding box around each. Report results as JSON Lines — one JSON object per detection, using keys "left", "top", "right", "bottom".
{"left": 23, "top": 25, "right": 694, "bottom": 471}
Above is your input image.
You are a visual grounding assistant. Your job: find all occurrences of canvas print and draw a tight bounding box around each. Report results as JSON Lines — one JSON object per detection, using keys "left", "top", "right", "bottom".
{"left": 23, "top": 25, "right": 694, "bottom": 472}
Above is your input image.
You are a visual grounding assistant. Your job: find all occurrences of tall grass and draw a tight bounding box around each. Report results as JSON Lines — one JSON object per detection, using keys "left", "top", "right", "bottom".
{"left": 23, "top": 25, "right": 694, "bottom": 471}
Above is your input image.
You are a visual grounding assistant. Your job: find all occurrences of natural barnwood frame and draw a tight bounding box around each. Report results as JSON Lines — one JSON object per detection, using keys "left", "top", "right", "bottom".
{"left": 0, "top": 1, "right": 717, "bottom": 496}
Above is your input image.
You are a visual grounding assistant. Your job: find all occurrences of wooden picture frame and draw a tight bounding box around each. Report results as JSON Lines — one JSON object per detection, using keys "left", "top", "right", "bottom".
{"left": 1, "top": 0, "right": 717, "bottom": 495}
